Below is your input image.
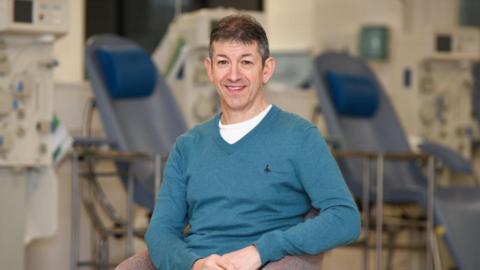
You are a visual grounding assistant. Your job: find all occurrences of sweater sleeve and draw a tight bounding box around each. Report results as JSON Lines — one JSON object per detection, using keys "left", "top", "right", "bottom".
{"left": 253, "top": 127, "right": 361, "bottom": 264}
{"left": 145, "top": 141, "right": 201, "bottom": 270}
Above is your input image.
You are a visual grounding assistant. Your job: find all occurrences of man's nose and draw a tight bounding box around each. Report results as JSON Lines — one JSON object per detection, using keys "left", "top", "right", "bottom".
{"left": 228, "top": 64, "right": 240, "bottom": 81}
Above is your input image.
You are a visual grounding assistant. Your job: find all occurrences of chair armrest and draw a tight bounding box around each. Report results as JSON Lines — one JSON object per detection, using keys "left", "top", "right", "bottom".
{"left": 262, "top": 253, "right": 324, "bottom": 270}
{"left": 115, "top": 250, "right": 154, "bottom": 270}
{"left": 418, "top": 142, "right": 472, "bottom": 174}
{"left": 73, "top": 136, "right": 113, "bottom": 148}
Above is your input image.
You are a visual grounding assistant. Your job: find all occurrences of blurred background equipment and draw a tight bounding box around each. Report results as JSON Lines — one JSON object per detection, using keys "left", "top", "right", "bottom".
{"left": 0, "top": 0, "right": 68, "bottom": 269}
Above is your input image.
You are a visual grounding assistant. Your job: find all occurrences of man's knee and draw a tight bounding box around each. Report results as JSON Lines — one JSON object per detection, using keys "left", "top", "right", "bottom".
{"left": 115, "top": 250, "right": 154, "bottom": 270}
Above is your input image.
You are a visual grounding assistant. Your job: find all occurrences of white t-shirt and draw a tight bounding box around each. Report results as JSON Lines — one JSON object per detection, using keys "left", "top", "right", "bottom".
{"left": 219, "top": 105, "right": 273, "bottom": 144}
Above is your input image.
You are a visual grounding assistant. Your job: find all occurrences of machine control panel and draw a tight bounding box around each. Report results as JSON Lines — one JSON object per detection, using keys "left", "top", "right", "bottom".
{"left": 0, "top": 0, "right": 66, "bottom": 166}
{"left": 0, "top": 0, "right": 67, "bottom": 35}
{"left": 0, "top": 39, "right": 55, "bottom": 166}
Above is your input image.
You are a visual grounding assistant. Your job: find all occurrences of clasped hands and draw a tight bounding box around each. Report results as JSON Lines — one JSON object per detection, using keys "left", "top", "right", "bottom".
{"left": 192, "top": 245, "right": 261, "bottom": 270}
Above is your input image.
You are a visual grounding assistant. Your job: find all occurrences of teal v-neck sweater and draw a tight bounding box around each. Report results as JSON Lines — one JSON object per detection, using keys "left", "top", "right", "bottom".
{"left": 145, "top": 105, "right": 360, "bottom": 269}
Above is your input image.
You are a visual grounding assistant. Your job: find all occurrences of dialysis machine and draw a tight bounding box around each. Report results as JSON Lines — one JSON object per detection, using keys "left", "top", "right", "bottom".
{"left": 388, "top": 27, "right": 480, "bottom": 184}
{"left": 0, "top": 0, "right": 67, "bottom": 268}
{"left": 392, "top": 28, "right": 480, "bottom": 156}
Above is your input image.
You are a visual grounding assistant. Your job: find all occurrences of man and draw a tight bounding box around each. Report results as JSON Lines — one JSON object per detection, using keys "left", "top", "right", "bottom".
{"left": 145, "top": 14, "right": 360, "bottom": 270}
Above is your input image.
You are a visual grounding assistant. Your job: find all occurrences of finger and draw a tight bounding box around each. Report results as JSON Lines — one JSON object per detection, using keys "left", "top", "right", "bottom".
{"left": 201, "top": 265, "right": 224, "bottom": 270}
{"left": 225, "top": 264, "right": 238, "bottom": 270}
{"left": 201, "top": 262, "right": 223, "bottom": 270}
{"left": 202, "top": 255, "right": 227, "bottom": 270}
{"left": 215, "top": 257, "right": 238, "bottom": 270}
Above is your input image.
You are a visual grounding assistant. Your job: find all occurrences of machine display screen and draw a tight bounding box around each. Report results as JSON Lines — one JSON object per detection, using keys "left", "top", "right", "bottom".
{"left": 14, "top": 0, "right": 33, "bottom": 23}
{"left": 436, "top": 34, "right": 452, "bottom": 53}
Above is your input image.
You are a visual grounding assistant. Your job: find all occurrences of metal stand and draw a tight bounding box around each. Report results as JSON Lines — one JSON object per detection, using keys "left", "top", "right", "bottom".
{"left": 334, "top": 151, "right": 439, "bottom": 270}
{"left": 362, "top": 159, "right": 371, "bottom": 270}
{"left": 375, "top": 154, "right": 384, "bottom": 270}
{"left": 71, "top": 151, "right": 80, "bottom": 270}
{"left": 70, "top": 148, "right": 163, "bottom": 270}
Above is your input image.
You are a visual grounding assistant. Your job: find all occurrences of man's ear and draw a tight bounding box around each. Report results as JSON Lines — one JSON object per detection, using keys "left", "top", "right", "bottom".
{"left": 262, "top": 57, "right": 276, "bottom": 84}
{"left": 204, "top": 57, "right": 213, "bottom": 82}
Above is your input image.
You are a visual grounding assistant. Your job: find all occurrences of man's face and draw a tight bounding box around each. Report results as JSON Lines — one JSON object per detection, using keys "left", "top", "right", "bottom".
{"left": 204, "top": 40, "right": 275, "bottom": 117}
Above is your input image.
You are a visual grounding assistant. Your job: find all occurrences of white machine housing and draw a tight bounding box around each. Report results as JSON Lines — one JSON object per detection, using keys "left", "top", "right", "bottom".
{"left": 0, "top": 0, "right": 67, "bottom": 167}
{"left": 388, "top": 27, "right": 480, "bottom": 160}
{"left": 0, "top": 0, "right": 67, "bottom": 35}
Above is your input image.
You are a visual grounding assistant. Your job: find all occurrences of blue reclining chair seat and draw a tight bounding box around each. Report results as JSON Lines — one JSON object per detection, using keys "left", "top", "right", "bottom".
{"left": 324, "top": 71, "right": 379, "bottom": 117}
{"left": 312, "top": 52, "right": 480, "bottom": 270}
{"left": 86, "top": 35, "right": 187, "bottom": 209}
{"left": 96, "top": 46, "right": 157, "bottom": 99}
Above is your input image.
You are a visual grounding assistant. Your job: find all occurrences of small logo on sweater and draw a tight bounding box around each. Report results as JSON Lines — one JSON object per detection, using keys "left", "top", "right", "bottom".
{"left": 182, "top": 224, "right": 192, "bottom": 237}
{"left": 264, "top": 164, "right": 271, "bottom": 174}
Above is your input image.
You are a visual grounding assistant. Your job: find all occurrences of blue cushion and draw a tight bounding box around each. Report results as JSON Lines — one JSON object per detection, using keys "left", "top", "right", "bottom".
{"left": 325, "top": 71, "right": 379, "bottom": 117}
{"left": 97, "top": 46, "right": 157, "bottom": 99}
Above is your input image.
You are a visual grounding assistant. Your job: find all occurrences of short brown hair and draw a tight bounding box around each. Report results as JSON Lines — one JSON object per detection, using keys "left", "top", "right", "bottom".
{"left": 209, "top": 14, "right": 270, "bottom": 63}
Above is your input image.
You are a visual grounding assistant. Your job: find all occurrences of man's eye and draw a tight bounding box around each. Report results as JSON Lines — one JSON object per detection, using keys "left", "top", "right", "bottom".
{"left": 241, "top": 60, "right": 253, "bottom": 65}
{"left": 217, "top": 60, "right": 228, "bottom": 65}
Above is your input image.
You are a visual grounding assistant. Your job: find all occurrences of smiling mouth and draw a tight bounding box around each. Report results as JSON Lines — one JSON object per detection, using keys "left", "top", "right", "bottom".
{"left": 224, "top": 85, "right": 246, "bottom": 92}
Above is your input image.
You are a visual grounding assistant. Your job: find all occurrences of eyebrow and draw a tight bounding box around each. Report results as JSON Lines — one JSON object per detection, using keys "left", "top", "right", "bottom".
{"left": 215, "top": 53, "right": 254, "bottom": 58}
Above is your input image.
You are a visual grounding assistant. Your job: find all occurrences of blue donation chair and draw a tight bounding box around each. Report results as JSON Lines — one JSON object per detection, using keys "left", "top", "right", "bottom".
{"left": 85, "top": 34, "right": 187, "bottom": 210}
{"left": 312, "top": 51, "right": 480, "bottom": 270}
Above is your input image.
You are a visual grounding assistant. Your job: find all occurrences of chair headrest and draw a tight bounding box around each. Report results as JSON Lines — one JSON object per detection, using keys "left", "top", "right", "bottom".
{"left": 96, "top": 45, "right": 157, "bottom": 99}
{"left": 325, "top": 70, "right": 380, "bottom": 117}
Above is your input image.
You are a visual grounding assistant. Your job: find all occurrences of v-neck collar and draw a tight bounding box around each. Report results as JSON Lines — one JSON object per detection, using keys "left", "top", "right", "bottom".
{"left": 212, "top": 105, "right": 280, "bottom": 154}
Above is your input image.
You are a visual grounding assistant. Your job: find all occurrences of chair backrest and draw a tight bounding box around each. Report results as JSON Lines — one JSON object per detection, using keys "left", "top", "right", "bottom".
{"left": 312, "top": 52, "right": 425, "bottom": 203}
{"left": 86, "top": 35, "right": 187, "bottom": 209}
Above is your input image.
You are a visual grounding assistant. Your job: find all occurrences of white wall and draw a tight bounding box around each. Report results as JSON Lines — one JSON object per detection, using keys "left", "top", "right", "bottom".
{"left": 266, "top": 0, "right": 460, "bottom": 54}
{"left": 408, "top": 0, "right": 459, "bottom": 32}
{"left": 265, "top": 0, "right": 315, "bottom": 52}
{"left": 312, "top": 0, "right": 402, "bottom": 53}
{"left": 53, "top": 0, "right": 85, "bottom": 83}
